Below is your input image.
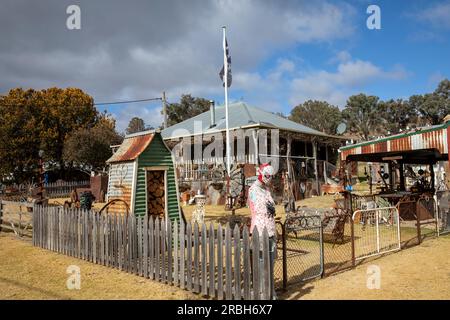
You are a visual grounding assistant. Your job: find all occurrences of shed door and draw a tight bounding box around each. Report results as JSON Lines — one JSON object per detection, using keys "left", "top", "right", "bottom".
{"left": 146, "top": 169, "right": 167, "bottom": 218}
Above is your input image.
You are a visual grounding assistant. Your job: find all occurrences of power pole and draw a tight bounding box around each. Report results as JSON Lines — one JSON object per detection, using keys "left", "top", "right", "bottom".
{"left": 162, "top": 91, "right": 168, "bottom": 129}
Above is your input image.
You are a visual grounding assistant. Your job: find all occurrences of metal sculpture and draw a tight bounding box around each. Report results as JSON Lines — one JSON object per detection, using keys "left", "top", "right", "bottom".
{"left": 191, "top": 194, "right": 207, "bottom": 224}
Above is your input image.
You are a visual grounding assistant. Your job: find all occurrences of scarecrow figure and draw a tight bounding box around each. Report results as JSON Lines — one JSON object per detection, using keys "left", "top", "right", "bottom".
{"left": 248, "top": 163, "right": 277, "bottom": 299}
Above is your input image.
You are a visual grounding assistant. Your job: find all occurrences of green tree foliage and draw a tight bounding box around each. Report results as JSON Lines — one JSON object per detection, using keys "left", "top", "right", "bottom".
{"left": 0, "top": 89, "right": 41, "bottom": 183}
{"left": 342, "top": 94, "right": 382, "bottom": 140}
{"left": 436, "top": 78, "right": 450, "bottom": 100}
{"left": 409, "top": 79, "right": 450, "bottom": 125}
{"left": 289, "top": 100, "right": 342, "bottom": 135}
{"left": 126, "top": 117, "right": 146, "bottom": 134}
{"left": 379, "top": 99, "right": 417, "bottom": 134}
{"left": 0, "top": 87, "right": 98, "bottom": 183}
{"left": 165, "top": 94, "right": 210, "bottom": 126}
{"left": 63, "top": 112, "right": 123, "bottom": 172}
{"left": 36, "top": 88, "right": 97, "bottom": 166}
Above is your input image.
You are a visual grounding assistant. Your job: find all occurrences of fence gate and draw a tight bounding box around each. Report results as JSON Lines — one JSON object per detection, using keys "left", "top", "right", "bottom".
{"left": 436, "top": 191, "right": 450, "bottom": 235}
{"left": 276, "top": 215, "right": 324, "bottom": 291}
{"left": 352, "top": 207, "right": 400, "bottom": 260}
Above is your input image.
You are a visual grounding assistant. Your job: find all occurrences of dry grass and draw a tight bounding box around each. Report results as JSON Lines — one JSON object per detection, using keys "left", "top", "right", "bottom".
{"left": 1, "top": 231, "right": 448, "bottom": 300}
{"left": 48, "top": 194, "right": 338, "bottom": 222}
{"left": 47, "top": 198, "right": 106, "bottom": 211}
{"left": 283, "top": 234, "right": 450, "bottom": 300}
{"left": 2, "top": 193, "right": 448, "bottom": 300}
{"left": 181, "top": 194, "right": 338, "bottom": 224}
{"left": 0, "top": 233, "right": 200, "bottom": 300}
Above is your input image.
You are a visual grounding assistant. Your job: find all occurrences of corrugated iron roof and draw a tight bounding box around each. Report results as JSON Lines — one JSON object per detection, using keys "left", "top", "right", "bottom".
{"left": 340, "top": 123, "right": 448, "bottom": 151}
{"left": 339, "top": 122, "right": 450, "bottom": 161}
{"left": 107, "top": 131, "right": 155, "bottom": 163}
{"left": 161, "top": 101, "right": 344, "bottom": 140}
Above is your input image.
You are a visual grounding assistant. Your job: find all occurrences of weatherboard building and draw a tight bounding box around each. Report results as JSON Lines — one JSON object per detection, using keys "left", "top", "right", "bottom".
{"left": 161, "top": 101, "right": 346, "bottom": 205}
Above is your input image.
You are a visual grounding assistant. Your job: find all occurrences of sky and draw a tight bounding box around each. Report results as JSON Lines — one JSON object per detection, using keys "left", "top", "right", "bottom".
{"left": 0, "top": 0, "right": 449, "bottom": 132}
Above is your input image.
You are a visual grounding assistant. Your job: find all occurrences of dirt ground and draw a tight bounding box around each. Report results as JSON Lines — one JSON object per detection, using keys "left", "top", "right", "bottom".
{"left": 0, "top": 233, "right": 199, "bottom": 300}
{"left": 3, "top": 194, "right": 448, "bottom": 300}
{"left": 1, "top": 229, "right": 449, "bottom": 300}
{"left": 281, "top": 234, "right": 450, "bottom": 300}
{"left": 178, "top": 194, "right": 337, "bottom": 223}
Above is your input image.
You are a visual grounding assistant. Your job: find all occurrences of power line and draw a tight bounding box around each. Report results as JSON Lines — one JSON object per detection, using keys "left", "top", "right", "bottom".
{"left": 0, "top": 96, "right": 172, "bottom": 110}
{"left": 0, "top": 97, "right": 165, "bottom": 107}
{"left": 94, "top": 97, "right": 162, "bottom": 106}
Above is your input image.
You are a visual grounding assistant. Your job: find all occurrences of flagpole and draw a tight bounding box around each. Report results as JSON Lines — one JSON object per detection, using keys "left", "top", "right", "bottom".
{"left": 222, "top": 26, "right": 231, "bottom": 178}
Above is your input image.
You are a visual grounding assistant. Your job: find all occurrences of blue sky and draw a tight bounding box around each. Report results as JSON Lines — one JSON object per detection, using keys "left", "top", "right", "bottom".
{"left": 1, "top": 0, "right": 449, "bottom": 132}
{"left": 213, "top": 0, "right": 450, "bottom": 114}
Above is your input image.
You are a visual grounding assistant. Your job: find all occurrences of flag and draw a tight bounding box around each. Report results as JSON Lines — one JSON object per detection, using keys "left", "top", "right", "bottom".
{"left": 219, "top": 39, "right": 232, "bottom": 87}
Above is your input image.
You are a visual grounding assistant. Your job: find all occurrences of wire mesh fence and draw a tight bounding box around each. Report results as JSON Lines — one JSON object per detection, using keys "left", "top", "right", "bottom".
{"left": 437, "top": 190, "right": 450, "bottom": 234}
{"left": 286, "top": 216, "right": 323, "bottom": 281}
{"left": 274, "top": 215, "right": 323, "bottom": 291}
{"left": 273, "top": 191, "right": 448, "bottom": 292}
{"left": 352, "top": 207, "right": 400, "bottom": 260}
{"left": 321, "top": 211, "right": 354, "bottom": 276}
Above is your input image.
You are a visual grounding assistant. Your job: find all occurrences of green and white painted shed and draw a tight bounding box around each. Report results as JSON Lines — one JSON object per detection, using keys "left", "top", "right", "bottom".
{"left": 106, "top": 130, "right": 181, "bottom": 221}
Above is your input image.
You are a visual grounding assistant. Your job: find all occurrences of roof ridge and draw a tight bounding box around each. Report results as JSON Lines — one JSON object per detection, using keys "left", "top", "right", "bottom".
{"left": 161, "top": 100, "right": 345, "bottom": 140}
{"left": 125, "top": 129, "right": 156, "bottom": 139}
{"left": 246, "top": 104, "right": 325, "bottom": 133}
{"left": 240, "top": 102, "right": 255, "bottom": 124}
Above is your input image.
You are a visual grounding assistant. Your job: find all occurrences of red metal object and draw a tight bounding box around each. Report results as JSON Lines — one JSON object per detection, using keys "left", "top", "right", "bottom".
{"left": 321, "top": 184, "right": 344, "bottom": 195}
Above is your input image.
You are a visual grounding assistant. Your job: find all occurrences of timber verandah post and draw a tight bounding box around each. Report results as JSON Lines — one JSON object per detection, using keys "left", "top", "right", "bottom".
{"left": 0, "top": 201, "right": 4, "bottom": 233}
{"left": 313, "top": 140, "right": 320, "bottom": 194}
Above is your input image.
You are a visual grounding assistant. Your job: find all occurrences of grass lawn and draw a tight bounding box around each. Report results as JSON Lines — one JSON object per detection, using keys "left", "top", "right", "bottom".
{"left": 0, "top": 233, "right": 200, "bottom": 300}
{"left": 282, "top": 234, "right": 450, "bottom": 300}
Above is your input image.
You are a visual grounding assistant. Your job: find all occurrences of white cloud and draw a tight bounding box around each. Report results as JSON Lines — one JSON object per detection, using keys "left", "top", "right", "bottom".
{"left": 0, "top": 0, "right": 356, "bottom": 103}
{"left": 406, "top": 1, "right": 450, "bottom": 43}
{"left": 418, "top": 1, "right": 450, "bottom": 29}
{"left": 0, "top": 0, "right": 361, "bottom": 126}
{"left": 289, "top": 59, "right": 409, "bottom": 107}
{"left": 328, "top": 50, "right": 352, "bottom": 64}
{"left": 219, "top": 54, "right": 410, "bottom": 111}
{"left": 112, "top": 103, "right": 164, "bottom": 133}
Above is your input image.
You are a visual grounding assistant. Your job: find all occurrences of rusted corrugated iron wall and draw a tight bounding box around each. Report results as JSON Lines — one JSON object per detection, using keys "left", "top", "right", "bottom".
{"left": 340, "top": 125, "right": 449, "bottom": 161}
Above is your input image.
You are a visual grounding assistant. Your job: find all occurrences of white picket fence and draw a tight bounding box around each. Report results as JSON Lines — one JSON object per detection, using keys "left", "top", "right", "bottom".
{"left": 32, "top": 206, "right": 273, "bottom": 300}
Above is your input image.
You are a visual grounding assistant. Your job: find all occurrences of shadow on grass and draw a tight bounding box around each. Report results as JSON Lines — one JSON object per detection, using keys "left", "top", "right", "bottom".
{"left": 276, "top": 278, "right": 316, "bottom": 300}
{"left": 0, "top": 276, "right": 70, "bottom": 299}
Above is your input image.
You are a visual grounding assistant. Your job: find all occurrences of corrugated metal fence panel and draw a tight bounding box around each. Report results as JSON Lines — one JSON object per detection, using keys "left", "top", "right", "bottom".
{"left": 107, "top": 162, "right": 135, "bottom": 214}
{"left": 444, "top": 128, "right": 448, "bottom": 154}
{"left": 341, "top": 125, "right": 449, "bottom": 160}
{"left": 423, "top": 128, "right": 447, "bottom": 152}
{"left": 135, "top": 134, "right": 180, "bottom": 221}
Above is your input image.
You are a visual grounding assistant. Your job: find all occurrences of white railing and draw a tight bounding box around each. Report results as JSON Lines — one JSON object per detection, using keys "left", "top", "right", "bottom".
{"left": 352, "top": 207, "right": 401, "bottom": 260}
{"left": 174, "top": 154, "right": 257, "bottom": 166}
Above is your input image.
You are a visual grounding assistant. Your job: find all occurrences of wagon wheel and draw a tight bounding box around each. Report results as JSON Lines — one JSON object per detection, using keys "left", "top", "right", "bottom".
{"left": 229, "top": 165, "right": 246, "bottom": 208}
{"left": 99, "top": 199, "right": 130, "bottom": 215}
{"left": 229, "top": 166, "right": 243, "bottom": 198}
{"left": 211, "top": 166, "right": 225, "bottom": 183}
